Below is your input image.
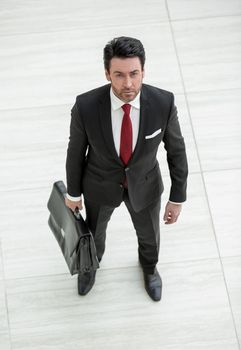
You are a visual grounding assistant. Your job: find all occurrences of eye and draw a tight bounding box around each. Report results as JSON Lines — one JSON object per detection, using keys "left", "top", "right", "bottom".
{"left": 114, "top": 73, "right": 123, "bottom": 78}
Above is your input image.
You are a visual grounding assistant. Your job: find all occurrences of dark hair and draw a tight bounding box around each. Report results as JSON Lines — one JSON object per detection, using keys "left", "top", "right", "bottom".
{"left": 103, "top": 36, "right": 145, "bottom": 71}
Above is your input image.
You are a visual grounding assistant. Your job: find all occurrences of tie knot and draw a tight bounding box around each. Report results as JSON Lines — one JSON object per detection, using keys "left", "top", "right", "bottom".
{"left": 122, "top": 104, "right": 131, "bottom": 115}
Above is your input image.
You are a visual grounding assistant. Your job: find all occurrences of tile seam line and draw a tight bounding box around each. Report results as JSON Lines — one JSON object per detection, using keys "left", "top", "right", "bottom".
{"left": 170, "top": 13, "right": 241, "bottom": 23}
{"left": 0, "top": 243, "right": 13, "bottom": 349}
{"left": 0, "top": 19, "right": 170, "bottom": 39}
{"left": 0, "top": 87, "right": 241, "bottom": 113}
{"left": 186, "top": 87, "right": 241, "bottom": 95}
{"left": 165, "top": 1, "right": 241, "bottom": 348}
{"left": 0, "top": 12, "right": 239, "bottom": 40}
{"left": 4, "top": 255, "right": 241, "bottom": 283}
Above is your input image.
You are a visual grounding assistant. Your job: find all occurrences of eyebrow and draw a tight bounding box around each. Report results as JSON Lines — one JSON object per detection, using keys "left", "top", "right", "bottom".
{"left": 113, "top": 69, "right": 140, "bottom": 74}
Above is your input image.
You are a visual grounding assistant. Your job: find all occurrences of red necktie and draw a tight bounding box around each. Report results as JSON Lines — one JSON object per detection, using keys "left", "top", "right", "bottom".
{"left": 120, "top": 104, "right": 132, "bottom": 165}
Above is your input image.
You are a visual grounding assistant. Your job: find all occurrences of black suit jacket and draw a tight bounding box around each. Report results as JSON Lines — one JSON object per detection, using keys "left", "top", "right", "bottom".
{"left": 66, "top": 83, "right": 188, "bottom": 212}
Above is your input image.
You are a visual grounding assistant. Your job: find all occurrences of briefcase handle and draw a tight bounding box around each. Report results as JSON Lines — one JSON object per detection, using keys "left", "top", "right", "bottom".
{"left": 73, "top": 207, "right": 82, "bottom": 220}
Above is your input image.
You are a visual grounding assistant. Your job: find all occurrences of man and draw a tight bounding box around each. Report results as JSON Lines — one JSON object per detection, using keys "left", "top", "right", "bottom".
{"left": 65, "top": 36, "right": 188, "bottom": 302}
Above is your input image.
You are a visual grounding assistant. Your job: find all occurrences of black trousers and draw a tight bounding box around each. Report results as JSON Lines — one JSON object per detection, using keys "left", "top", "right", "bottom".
{"left": 85, "top": 190, "right": 161, "bottom": 274}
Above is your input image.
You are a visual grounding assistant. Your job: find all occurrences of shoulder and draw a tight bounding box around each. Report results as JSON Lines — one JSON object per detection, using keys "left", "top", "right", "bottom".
{"left": 141, "top": 84, "right": 174, "bottom": 109}
{"left": 142, "top": 83, "right": 174, "bottom": 100}
{"left": 75, "top": 84, "right": 110, "bottom": 106}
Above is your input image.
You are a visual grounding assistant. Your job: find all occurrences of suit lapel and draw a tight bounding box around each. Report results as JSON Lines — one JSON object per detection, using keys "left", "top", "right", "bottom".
{"left": 99, "top": 90, "right": 123, "bottom": 165}
{"left": 129, "top": 88, "right": 150, "bottom": 165}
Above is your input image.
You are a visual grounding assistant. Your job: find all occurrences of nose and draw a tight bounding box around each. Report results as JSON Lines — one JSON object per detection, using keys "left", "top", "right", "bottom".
{"left": 123, "top": 76, "right": 132, "bottom": 89}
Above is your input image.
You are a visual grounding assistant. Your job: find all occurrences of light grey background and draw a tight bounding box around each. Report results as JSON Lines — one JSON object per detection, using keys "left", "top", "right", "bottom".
{"left": 0, "top": 1, "right": 241, "bottom": 349}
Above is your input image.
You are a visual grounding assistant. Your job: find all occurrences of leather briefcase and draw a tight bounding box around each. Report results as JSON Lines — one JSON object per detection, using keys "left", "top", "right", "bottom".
{"left": 47, "top": 180, "right": 99, "bottom": 275}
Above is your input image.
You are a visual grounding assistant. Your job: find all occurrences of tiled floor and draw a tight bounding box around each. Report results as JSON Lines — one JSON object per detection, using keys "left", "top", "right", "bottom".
{"left": 0, "top": 1, "right": 240, "bottom": 349}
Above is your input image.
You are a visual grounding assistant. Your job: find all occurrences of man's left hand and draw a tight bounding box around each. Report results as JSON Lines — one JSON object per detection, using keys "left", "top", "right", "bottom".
{"left": 163, "top": 202, "right": 182, "bottom": 225}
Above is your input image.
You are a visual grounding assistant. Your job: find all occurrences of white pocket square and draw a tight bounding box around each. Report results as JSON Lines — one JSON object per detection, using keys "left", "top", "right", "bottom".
{"left": 145, "top": 128, "right": 162, "bottom": 139}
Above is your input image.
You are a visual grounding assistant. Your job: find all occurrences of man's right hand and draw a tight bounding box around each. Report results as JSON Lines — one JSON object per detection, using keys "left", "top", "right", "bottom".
{"left": 65, "top": 197, "right": 83, "bottom": 212}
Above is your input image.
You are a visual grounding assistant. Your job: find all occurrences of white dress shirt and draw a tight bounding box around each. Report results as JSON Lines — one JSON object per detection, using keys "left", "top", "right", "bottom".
{"left": 66, "top": 88, "right": 183, "bottom": 204}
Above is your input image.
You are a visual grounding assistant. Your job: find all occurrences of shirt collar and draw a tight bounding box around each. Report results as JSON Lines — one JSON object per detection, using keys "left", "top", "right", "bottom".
{"left": 110, "top": 87, "right": 140, "bottom": 111}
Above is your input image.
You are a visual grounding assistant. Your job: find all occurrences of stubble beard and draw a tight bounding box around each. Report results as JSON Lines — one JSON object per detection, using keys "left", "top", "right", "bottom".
{"left": 112, "top": 83, "right": 142, "bottom": 103}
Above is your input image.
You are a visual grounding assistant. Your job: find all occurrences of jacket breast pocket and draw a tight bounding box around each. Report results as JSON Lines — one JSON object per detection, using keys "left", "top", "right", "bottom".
{"left": 144, "top": 129, "right": 163, "bottom": 151}
{"left": 145, "top": 128, "right": 162, "bottom": 140}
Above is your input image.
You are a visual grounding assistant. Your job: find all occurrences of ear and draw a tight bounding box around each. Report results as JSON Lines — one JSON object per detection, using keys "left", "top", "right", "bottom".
{"left": 105, "top": 70, "right": 111, "bottom": 81}
{"left": 142, "top": 69, "right": 145, "bottom": 79}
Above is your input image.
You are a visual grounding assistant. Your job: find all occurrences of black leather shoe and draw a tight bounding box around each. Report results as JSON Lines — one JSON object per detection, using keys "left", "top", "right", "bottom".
{"left": 143, "top": 268, "right": 162, "bottom": 301}
{"left": 78, "top": 270, "right": 96, "bottom": 295}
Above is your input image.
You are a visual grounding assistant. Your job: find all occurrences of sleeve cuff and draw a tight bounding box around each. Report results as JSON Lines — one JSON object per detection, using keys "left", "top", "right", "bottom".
{"left": 168, "top": 200, "right": 184, "bottom": 205}
{"left": 66, "top": 193, "right": 82, "bottom": 201}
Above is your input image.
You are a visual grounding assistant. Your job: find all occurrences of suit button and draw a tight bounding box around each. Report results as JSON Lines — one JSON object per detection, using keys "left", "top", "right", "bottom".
{"left": 119, "top": 184, "right": 123, "bottom": 188}
{"left": 125, "top": 167, "right": 130, "bottom": 172}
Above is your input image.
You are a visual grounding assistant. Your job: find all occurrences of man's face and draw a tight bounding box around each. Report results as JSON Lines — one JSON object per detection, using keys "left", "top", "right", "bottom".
{"left": 105, "top": 57, "right": 145, "bottom": 103}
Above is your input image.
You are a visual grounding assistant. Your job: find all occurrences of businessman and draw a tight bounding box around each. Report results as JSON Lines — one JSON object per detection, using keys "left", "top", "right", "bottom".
{"left": 65, "top": 36, "right": 188, "bottom": 301}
